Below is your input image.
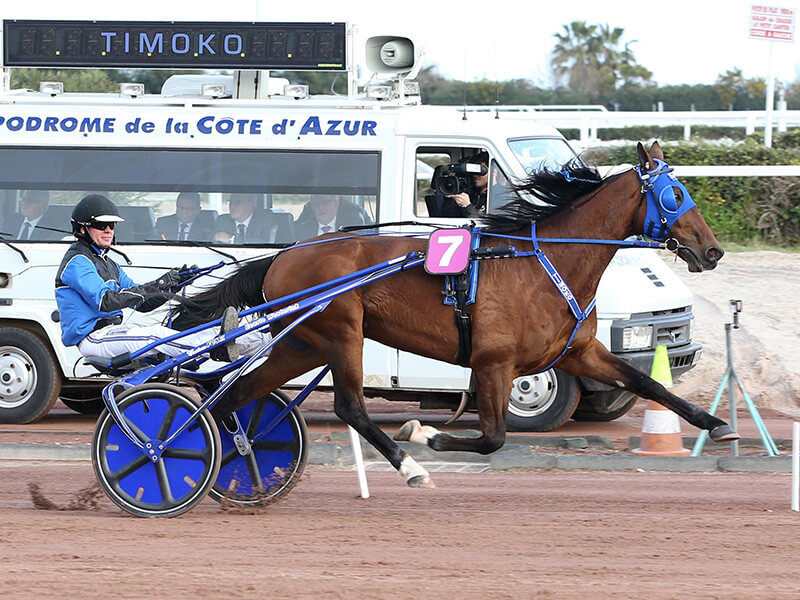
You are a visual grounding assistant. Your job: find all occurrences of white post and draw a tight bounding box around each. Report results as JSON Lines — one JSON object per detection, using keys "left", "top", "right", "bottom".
{"left": 349, "top": 425, "right": 370, "bottom": 499}
{"left": 764, "top": 40, "right": 775, "bottom": 148}
{"left": 792, "top": 421, "right": 799, "bottom": 512}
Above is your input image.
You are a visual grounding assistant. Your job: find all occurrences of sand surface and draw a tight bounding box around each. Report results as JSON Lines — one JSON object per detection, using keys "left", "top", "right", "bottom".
{"left": 665, "top": 250, "right": 800, "bottom": 413}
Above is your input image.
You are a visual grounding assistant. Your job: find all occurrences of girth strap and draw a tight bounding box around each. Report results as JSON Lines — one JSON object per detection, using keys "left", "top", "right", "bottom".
{"left": 452, "top": 271, "right": 472, "bottom": 367}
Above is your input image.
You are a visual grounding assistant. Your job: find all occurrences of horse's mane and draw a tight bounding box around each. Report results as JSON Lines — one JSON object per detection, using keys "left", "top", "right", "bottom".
{"left": 477, "top": 158, "right": 606, "bottom": 233}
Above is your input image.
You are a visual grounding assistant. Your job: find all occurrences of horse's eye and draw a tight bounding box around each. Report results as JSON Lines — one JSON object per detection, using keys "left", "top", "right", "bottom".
{"left": 673, "top": 186, "right": 684, "bottom": 208}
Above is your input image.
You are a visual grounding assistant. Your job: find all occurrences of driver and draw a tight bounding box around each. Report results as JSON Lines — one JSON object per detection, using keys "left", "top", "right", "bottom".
{"left": 55, "top": 194, "right": 265, "bottom": 363}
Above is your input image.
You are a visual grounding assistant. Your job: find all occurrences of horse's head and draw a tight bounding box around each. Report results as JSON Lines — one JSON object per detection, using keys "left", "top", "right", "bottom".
{"left": 636, "top": 141, "right": 724, "bottom": 272}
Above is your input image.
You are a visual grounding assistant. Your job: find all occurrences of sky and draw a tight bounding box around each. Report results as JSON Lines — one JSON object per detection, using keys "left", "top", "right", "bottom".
{"left": 4, "top": 0, "right": 799, "bottom": 87}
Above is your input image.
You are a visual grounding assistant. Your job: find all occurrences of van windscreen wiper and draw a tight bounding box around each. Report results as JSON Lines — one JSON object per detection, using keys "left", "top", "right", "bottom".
{"left": 0, "top": 232, "right": 29, "bottom": 263}
{"left": 145, "top": 238, "right": 237, "bottom": 262}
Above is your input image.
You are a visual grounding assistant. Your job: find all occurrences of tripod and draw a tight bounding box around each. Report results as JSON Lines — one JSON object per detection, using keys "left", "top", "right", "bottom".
{"left": 691, "top": 299, "right": 779, "bottom": 457}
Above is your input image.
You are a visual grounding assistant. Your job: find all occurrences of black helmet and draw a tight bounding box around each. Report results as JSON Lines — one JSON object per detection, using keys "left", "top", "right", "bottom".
{"left": 71, "top": 194, "right": 124, "bottom": 236}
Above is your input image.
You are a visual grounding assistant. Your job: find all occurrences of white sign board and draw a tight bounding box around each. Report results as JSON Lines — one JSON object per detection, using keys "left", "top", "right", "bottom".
{"left": 749, "top": 5, "right": 796, "bottom": 42}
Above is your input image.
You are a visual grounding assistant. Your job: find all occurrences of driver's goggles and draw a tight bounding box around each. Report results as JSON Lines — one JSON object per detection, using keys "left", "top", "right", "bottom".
{"left": 89, "top": 221, "right": 116, "bottom": 231}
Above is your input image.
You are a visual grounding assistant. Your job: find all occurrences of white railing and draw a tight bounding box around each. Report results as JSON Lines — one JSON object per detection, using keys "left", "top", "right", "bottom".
{"left": 490, "top": 107, "right": 800, "bottom": 145}
{"left": 672, "top": 165, "right": 800, "bottom": 177}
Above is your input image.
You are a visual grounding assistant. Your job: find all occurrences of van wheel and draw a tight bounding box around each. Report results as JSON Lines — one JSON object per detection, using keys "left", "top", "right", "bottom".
{"left": 0, "top": 328, "right": 61, "bottom": 424}
{"left": 506, "top": 369, "right": 580, "bottom": 432}
{"left": 572, "top": 390, "right": 637, "bottom": 422}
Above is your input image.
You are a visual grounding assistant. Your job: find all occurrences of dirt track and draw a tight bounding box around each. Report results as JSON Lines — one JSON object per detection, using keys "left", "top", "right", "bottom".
{"left": 2, "top": 463, "right": 798, "bottom": 599}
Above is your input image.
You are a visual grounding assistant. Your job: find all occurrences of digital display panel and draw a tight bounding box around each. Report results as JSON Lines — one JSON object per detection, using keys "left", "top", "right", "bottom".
{"left": 3, "top": 20, "right": 347, "bottom": 70}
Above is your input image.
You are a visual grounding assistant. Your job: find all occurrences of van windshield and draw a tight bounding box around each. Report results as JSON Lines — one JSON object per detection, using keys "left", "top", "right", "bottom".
{"left": 508, "top": 137, "right": 579, "bottom": 174}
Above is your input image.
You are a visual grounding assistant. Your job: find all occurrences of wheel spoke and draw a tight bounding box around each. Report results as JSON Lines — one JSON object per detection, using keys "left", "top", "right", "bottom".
{"left": 154, "top": 458, "right": 175, "bottom": 504}
{"left": 162, "top": 447, "right": 206, "bottom": 461}
{"left": 155, "top": 402, "right": 179, "bottom": 441}
{"left": 219, "top": 445, "right": 240, "bottom": 468}
{"left": 246, "top": 452, "right": 266, "bottom": 491}
{"left": 245, "top": 398, "right": 268, "bottom": 439}
{"left": 251, "top": 439, "right": 296, "bottom": 452}
{"left": 109, "top": 453, "right": 150, "bottom": 482}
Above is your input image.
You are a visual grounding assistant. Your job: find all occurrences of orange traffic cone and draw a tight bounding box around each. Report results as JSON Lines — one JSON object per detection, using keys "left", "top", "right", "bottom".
{"left": 632, "top": 345, "right": 690, "bottom": 456}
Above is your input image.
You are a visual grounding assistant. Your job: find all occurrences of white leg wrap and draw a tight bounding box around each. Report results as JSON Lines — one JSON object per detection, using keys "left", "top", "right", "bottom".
{"left": 409, "top": 424, "right": 441, "bottom": 446}
{"left": 399, "top": 456, "right": 430, "bottom": 484}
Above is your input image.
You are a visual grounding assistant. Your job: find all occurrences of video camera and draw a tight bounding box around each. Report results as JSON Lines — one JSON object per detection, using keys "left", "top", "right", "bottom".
{"left": 430, "top": 162, "right": 487, "bottom": 197}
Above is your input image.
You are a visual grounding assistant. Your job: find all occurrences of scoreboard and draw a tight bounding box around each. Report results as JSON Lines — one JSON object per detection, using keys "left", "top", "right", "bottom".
{"left": 3, "top": 20, "right": 347, "bottom": 70}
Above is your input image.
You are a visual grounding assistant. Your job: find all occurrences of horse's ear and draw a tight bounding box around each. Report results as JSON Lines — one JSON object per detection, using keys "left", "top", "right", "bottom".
{"left": 649, "top": 140, "right": 664, "bottom": 160}
{"left": 637, "top": 142, "right": 652, "bottom": 171}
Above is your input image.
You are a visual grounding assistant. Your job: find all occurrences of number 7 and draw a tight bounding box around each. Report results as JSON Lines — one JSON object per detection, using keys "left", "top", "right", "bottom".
{"left": 436, "top": 235, "right": 465, "bottom": 267}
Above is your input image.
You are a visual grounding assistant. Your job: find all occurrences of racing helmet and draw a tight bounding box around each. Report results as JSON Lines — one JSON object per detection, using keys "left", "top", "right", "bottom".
{"left": 70, "top": 194, "right": 124, "bottom": 236}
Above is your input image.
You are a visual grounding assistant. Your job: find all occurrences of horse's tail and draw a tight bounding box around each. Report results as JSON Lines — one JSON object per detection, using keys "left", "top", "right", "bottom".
{"left": 170, "top": 256, "right": 275, "bottom": 330}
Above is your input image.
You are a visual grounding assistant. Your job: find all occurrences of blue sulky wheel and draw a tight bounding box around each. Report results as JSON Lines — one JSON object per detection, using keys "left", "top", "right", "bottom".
{"left": 208, "top": 390, "right": 308, "bottom": 507}
{"left": 92, "top": 383, "right": 221, "bottom": 518}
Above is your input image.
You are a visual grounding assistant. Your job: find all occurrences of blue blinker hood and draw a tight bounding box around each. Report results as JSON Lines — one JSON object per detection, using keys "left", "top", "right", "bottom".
{"left": 636, "top": 158, "right": 697, "bottom": 241}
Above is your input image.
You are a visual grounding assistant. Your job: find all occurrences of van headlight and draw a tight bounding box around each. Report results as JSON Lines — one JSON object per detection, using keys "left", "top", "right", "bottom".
{"left": 622, "top": 325, "right": 653, "bottom": 350}
{"left": 0, "top": 272, "right": 9, "bottom": 288}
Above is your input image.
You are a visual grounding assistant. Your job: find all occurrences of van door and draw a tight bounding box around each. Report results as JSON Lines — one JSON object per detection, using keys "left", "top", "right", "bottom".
{"left": 393, "top": 142, "right": 499, "bottom": 391}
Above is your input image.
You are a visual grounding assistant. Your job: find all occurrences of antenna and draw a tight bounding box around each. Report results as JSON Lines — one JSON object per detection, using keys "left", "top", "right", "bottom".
{"left": 462, "top": 50, "right": 468, "bottom": 121}
{"left": 494, "top": 41, "right": 500, "bottom": 119}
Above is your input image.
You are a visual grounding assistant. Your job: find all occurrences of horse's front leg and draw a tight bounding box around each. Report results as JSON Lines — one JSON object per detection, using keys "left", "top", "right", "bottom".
{"left": 558, "top": 339, "right": 739, "bottom": 441}
{"left": 395, "top": 363, "right": 512, "bottom": 454}
{"left": 326, "top": 332, "right": 436, "bottom": 489}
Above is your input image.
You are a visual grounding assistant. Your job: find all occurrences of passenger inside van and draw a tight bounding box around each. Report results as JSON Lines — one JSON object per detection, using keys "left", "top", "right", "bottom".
{"left": 214, "top": 193, "right": 294, "bottom": 245}
{"left": 293, "top": 195, "right": 372, "bottom": 240}
{"left": 2, "top": 190, "right": 62, "bottom": 241}
{"left": 155, "top": 192, "right": 216, "bottom": 242}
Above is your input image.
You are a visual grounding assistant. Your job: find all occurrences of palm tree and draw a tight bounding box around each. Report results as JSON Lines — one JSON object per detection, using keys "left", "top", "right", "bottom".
{"left": 551, "top": 21, "right": 601, "bottom": 96}
{"left": 550, "top": 21, "right": 652, "bottom": 100}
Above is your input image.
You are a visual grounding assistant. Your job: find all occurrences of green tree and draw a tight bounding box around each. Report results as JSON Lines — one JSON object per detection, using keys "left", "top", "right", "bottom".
{"left": 550, "top": 21, "right": 652, "bottom": 100}
{"left": 716, "top": 68, "right": 745, "bottom": 110}
{"left": 551, "top": 21, "right": 601, "bottom": 97}
{"left": 10, "top": 68, "right": 118, "bottom": 93}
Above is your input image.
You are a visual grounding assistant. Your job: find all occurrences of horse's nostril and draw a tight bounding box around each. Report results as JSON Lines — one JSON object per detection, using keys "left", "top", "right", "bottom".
{"left": 706, "top": 247, "right": 724, "bottom": 262}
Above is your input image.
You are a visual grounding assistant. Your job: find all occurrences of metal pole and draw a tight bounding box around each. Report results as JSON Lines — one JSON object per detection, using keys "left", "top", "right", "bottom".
{"left": 764, "top": 40, "right": 775, "bottom": 148}
{"left": 793, "top": 421, "right": 799, "bottom": 511}
{"left": 726, "top": 323, "right": 739, "bottom": 456}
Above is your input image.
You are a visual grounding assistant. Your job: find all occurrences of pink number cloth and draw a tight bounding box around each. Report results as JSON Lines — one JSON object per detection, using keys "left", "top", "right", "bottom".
{"left": 424, "top": 229, "right": 471, "bottom": 275}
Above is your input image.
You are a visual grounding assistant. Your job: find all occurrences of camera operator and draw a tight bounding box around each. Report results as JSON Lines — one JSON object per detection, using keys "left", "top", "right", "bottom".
{"left": 446, "top": 150, "right": 489, "bottom": 217}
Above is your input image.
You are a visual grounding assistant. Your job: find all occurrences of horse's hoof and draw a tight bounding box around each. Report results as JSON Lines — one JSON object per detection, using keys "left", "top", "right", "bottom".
{"left": 407, "top": 475, "right": 435, "bottom": 489}
{"left": 710, "top": 425, "right": 739, "bottom": 442}
{"left": 394, "top": 420, "right": 420, "bottom": 442}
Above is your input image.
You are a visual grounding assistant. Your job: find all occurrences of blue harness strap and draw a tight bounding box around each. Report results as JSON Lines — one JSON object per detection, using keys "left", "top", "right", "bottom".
{"left": 513, "top": 222, "right": 597, "bottom": 372}
{"left": 443, "top": 229, "right": 481, "bottom": 307}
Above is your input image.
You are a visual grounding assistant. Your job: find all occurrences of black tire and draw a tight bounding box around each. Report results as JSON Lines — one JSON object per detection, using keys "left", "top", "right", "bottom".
{"left": 572, "top": 390, "right": 638, "bottom": 422}
{"left": 0, "top": 328, "right": 61, "bottom": 424}
{"left": 92, "top": 383, "right": 221, "bottom": 518}
{"left": 61, "top": 398, "right": 105, "bottom": 415}
{"left": 506, "top": 369, "right": 580, "bottom": 432}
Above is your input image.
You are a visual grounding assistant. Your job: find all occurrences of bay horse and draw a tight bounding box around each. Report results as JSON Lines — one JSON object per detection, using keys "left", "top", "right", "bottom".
{"left": 174, "top": 141, "right": 737, "bottom": 488}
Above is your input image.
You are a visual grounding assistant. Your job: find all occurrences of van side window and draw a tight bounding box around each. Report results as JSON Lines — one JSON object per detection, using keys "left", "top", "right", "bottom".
{"left": 0, "top": 147, "right": 380, "bottom": 245}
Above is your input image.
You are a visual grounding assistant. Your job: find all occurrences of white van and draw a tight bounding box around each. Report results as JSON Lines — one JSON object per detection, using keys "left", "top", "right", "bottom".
{"left": 0, "top": 21, "right": 700, "bottom": 427}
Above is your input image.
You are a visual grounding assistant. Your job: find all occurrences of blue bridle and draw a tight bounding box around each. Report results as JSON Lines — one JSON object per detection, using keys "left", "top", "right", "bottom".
{"left": 636, "top": 158, "right": 696, "bottom": 242}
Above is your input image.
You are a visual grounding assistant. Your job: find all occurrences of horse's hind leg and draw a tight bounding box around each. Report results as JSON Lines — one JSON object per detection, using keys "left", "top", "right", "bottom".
{"left": 559, "top": 339, "right": 738, "bottom": 441}
{"left": 395, "top": 363, "right": 513, "bottom": 454}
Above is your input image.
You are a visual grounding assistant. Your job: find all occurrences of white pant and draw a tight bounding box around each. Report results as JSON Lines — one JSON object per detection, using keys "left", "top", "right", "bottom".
{"left": 78, "top": 322, "right": 271, "bottom": 361}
